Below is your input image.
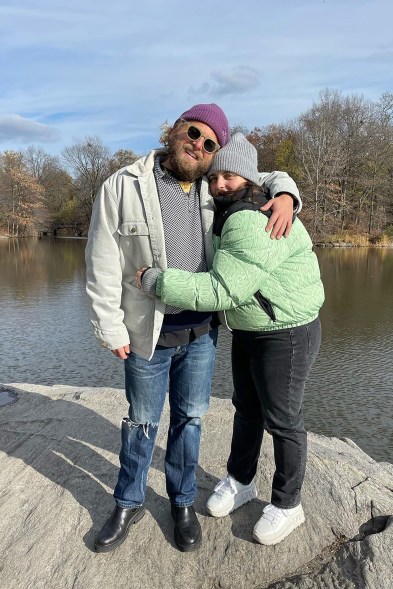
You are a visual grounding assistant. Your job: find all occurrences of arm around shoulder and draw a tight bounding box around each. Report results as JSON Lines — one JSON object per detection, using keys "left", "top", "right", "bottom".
{"left": 258, "top": 171, "right": 302, "bottom": 213}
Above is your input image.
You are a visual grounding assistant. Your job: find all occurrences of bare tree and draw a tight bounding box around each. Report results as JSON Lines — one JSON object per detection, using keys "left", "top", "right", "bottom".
{"left": 107, "top": 148, "right": 140, "bottom": 176}
{"left": 62, "top": 136, "right": 110, "bottom": 222}
{"left": 295, "top": 90, "right": 346, "bottom": 236}
{"left": 24, "top": 145, "right": 59, "bottom": 183}
{"left": 23, "top": 146, "right": 75, "bottom": 230}
{"left": 364, "top": 93, "right": 393, "bottom": 233}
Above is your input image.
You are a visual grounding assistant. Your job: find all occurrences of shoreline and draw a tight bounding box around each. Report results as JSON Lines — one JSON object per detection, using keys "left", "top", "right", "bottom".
{"left": 1, "top": 234, "right": 393, "bottom": 247}
{"left": 314, "top": 242, "right": 393, "bottom": 248}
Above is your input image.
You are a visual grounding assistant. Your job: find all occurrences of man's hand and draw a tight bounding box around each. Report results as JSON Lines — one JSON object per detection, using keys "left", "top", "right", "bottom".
{"left": 261, "top": 193, "right": 294, "bottom": 239}
{"left": 111, "top": 345, "right": 130, "bottom": 360}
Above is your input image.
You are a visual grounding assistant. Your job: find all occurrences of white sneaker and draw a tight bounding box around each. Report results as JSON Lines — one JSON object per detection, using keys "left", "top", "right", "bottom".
{"left": 206, "top": 475, "right": 257, "bottom": 517}
{"left": 253, "top": 503, "right": 305, "bottom": 545}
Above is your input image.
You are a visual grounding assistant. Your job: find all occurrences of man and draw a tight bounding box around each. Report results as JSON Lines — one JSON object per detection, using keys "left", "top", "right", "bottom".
{"left": 85, "top": 103, "right": 301, "bottom": 553}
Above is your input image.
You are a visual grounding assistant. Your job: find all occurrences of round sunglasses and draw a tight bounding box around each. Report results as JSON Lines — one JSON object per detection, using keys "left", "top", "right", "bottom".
{"left": 185, "top": 125, "right": 220, "bottom": 154}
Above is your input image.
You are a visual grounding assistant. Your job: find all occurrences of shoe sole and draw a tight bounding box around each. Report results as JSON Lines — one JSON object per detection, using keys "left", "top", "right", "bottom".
{"left": 94, "top": 508, "right": 146, "bottom": 553}
{"left": 206, "top": 486, "right": 257, "bottom": 518}
{"left": 252, "top": 509, "right": 305, "bottom": 545}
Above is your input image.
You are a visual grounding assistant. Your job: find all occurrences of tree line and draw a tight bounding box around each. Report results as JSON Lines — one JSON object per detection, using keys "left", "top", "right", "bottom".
{"left": 0, "top": 140, "right": 139, "bottom": 237}
{"left": 1, "top": 89, "right": 392, "bottom": 242}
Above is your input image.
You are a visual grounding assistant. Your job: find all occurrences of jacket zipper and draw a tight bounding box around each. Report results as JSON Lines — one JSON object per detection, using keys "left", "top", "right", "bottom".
{"left": 254, "top": 291, "right": 276, "bottom": 322}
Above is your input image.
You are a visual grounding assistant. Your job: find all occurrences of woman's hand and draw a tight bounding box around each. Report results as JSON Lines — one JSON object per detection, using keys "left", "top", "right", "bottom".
{"left": 136, "top": 267, "right": 149, "bottom": 288}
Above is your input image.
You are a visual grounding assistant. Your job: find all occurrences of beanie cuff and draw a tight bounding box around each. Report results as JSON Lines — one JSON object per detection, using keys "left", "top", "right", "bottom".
{"left": 177, "top": 103, "right": 229, "bottom": 146}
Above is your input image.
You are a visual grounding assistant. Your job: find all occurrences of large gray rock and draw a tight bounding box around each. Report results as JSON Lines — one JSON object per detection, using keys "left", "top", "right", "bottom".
{"left": 0, "top": 383, "right": 392, "bottom": 589}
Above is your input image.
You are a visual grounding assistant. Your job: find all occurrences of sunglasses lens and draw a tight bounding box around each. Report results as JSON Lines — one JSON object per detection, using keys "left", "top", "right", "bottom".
{"left": 203, "top": 139, "right": 217, "bottom": 153}
{"left": 187, "top": 126, "right": 201, "bottom": 141}
{"left": 186, "top": 125, "right": 218, "bottom": 153}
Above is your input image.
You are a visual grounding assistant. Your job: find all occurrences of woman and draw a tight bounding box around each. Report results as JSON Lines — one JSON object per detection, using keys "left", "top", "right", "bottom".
{"left": 138, "top": 133, "right": 324, "bottom": 545}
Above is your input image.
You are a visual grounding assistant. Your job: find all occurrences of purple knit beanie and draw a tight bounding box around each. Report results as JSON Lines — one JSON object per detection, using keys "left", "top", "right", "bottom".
{"left": 176, "top": 103, "right": 230, "bottom": 147}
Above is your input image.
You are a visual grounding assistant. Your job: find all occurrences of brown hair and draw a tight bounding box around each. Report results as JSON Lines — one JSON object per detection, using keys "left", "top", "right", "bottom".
{"left": 159, "top": 120, "right": 185, "bottom": 147}
{"left": 214, "top": 183, "right": 261, "bottom": 203}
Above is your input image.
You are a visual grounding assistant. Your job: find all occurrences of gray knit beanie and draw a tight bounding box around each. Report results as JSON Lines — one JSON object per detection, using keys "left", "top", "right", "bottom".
{"left": 208, "top": 132, "right": 259, "bottom": 184}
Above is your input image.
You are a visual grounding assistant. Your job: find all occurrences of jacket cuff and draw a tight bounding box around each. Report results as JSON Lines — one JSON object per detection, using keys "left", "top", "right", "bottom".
{"left": 142, "top": 268, "right": 161, "bottom": 298}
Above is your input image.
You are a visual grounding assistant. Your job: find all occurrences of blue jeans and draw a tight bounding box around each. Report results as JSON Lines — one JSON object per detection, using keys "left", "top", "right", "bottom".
{"left": 114, "top": 328, "right": 218, "bottom": 508}
{"left": 228, "top": 318, "right": 321, "bottom": 508}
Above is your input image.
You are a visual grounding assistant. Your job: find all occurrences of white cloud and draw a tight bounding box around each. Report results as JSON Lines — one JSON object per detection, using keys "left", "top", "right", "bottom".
{"left": 0, "top": 115, "right": 60, "bottom": 144}
{"left": 0, "top": 0, "right": 392, "bottom": 155}
{"left": 210, "top": 67, "right": 260, "bottom": 97}
{"left": 188, "top": 68, "right": 261, "bottom": 98}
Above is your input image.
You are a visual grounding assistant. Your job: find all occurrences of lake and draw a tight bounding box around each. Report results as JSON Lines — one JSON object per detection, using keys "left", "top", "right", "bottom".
{"left": 0, "top": 238, "right": 392, "bottom": 462}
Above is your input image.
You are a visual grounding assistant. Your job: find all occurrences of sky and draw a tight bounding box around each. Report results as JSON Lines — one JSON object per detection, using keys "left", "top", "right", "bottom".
{"left": 0, "top": 0, "right": 392, "bottom": 158}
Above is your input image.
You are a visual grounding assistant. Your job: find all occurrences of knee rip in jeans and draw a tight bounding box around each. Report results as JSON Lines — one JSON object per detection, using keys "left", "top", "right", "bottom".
{"left": 122, "top": 417, "right": 158, "bottom": 439}
{"left": 171, "top": 415, "right": 202, "bottom": 427}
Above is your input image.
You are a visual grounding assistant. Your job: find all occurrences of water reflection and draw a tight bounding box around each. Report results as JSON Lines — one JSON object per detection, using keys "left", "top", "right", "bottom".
{"left": 317, "top": 247, "right": 393, "bottom": 337}
{"left": 0, "top": 239, "right": 392, "bottom": 463}
{"left": 1, "top": 237, "right": 85, "bottom": 300}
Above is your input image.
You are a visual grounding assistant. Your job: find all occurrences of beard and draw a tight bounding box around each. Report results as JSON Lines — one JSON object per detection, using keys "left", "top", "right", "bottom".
{"left": 165, "top": 134, "right": 212, "bottom": 182}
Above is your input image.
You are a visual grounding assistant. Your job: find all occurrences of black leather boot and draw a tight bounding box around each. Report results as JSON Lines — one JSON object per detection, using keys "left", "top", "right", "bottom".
{"left": 95, "top": 505, "right": 145, "bottom": 552}
{"left": 171, "top": 505, "right": 202, "bottom": 552}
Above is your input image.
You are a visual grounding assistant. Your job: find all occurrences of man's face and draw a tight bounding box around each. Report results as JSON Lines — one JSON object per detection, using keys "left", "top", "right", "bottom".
{"left": 165, "top": 121, "right": 219, "bottom": 182}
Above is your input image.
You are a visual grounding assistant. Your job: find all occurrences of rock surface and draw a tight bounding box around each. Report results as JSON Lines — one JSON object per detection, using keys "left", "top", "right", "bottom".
{"left": 0, "top": 383, "right": 392, "bottom": 589}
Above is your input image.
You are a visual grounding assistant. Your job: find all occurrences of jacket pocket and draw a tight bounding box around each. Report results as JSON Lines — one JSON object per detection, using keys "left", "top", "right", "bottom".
{"left": 254, "top": 291, "right": 276, "bottom": 321}
{"left": 117, "top": 221, "right": 149, "bottom": 236}
{"left": 121, "top": 282, "right": 154, "bottom": 336}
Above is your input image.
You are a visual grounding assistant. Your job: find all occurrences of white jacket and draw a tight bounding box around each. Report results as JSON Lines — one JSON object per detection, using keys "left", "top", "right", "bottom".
{"left": 85, "top": 149, "right": 301, "bottom": 359}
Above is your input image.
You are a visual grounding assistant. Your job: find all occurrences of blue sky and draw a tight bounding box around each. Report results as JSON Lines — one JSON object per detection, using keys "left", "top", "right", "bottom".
{"left": 0, "top": 0, "right": 392, "bottom": 157}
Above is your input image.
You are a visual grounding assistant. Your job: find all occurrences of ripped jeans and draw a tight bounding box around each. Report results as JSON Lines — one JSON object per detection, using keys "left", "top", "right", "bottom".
{"left": 113, "top": 328, "right": 218, "bottom": 508}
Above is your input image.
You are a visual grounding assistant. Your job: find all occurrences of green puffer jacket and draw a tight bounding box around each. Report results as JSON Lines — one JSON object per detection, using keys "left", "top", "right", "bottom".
{"left": 156, "top": 198, "right": 324, "bottom": 332}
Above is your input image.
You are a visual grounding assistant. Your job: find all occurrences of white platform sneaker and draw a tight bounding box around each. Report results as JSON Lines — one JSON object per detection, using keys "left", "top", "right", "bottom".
{"left": 253, "top": 503, "right": 305, "bottom": 545}
{"left": 206, "top": 474, "right": 257, "bottom": 517}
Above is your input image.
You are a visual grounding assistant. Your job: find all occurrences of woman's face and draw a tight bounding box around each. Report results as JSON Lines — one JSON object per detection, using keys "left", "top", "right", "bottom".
{"left": 209, "top": 172, "right": 247, "bottom": 196}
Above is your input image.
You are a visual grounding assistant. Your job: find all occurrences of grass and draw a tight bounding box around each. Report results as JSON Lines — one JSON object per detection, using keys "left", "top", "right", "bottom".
{"left": 324, "top": 232, "right": 393, "bottom": 247}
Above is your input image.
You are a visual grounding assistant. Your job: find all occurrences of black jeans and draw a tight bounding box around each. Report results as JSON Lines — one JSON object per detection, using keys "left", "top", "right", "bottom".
{"left": 227, "top": 317, "right": 321, "bottom": 508}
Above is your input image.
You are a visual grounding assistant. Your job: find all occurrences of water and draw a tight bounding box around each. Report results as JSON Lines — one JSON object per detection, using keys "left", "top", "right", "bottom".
{"left": 1, "top": 238, "right": 392, "bottom": 462}
{"left": 0, "top": 388, "right": 19, "bottom": 407}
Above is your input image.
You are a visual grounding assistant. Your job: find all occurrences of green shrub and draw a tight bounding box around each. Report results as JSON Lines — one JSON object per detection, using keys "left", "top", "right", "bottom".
{"left": 383, "top": 225, "right": 393, "bottom": 238}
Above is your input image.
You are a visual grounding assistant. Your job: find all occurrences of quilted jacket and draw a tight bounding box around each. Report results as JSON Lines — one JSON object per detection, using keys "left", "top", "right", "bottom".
{"left": 156, "top": 188, "right": 324, "bottom": 332}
